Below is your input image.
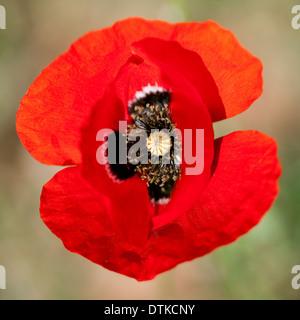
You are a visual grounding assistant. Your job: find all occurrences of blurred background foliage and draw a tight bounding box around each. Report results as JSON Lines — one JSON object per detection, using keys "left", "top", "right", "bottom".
{"left": 0, "top": 0, "right": 299, "bottom": 300}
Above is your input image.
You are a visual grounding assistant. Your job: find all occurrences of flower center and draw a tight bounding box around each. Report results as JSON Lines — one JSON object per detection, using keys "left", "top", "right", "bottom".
{"left": 108, "top": 87, "right": 181, "bottom": 205}
{"left": 147, "top": 131, "right": 171, "bottom": 156}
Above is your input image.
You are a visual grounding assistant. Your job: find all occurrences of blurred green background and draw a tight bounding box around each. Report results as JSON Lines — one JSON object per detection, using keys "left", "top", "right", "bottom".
{"left": 0, "top": 0, "right": 299, "bottom": 300}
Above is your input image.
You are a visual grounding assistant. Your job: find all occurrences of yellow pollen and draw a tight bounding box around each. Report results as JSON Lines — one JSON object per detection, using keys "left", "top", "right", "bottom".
{"left": 147, "top": 131, "right": 171, "bottom": 156}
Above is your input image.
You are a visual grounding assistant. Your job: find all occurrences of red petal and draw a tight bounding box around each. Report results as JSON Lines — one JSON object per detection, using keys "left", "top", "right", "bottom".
{"left": 40, "top": 167, "right": 113, "bottom": 252}
{"left": 171, "top": 21, "right": 263, "bottom": 121}
{"left": 131, "top": 37, "right": 224, "bottom": 121}
{"left": 112, "top": 17, "right": 173, "bottom": 44}
{"left": 41, "top": 166, "right": 152, "bottom": 252}
{"left": 40, "top": 166, "right": 159, "bottom": 279}
{"left": 16, "top": 26, "right": 129, "bottom": 165}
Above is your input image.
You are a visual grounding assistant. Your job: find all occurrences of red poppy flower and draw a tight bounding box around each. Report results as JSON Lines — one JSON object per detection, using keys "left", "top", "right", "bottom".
{"left": 16, "top": 17, "right": 281, "bottom": 281}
